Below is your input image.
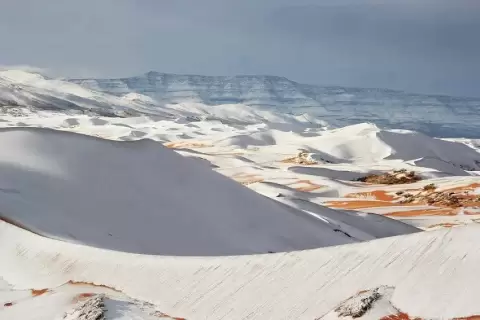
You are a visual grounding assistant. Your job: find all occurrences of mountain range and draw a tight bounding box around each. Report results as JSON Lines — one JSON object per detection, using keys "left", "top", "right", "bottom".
{"left": 70, "top": 71, "right": 480, "bottom": 138}
{"left": 1, "top": 69, "right": 479, "bottom": 138}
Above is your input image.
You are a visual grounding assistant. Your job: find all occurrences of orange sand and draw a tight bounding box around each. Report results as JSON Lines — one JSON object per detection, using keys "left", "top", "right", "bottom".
{"left": 443, "top": 183, "right": 480, "bottom": 193}
{"left": 326, "top": 183, "right": 480, "bottom": 216}
{"left": 427, "top": 222, "right": 459, "bottom": 228}
{"left": 345, "top": 190, "right": 396, "bottom": 201}
{"left": 231, "top": 173, "right": 264, "bottom": 185}
{"left": 71, "top": 292, "right": 96, "bottom": 304}
{"left": 386, "top": 208, "right": 459, "bottom": 217}
{"left": 381, "top": 315, "right": 480, "bottom": 320}
{"left": 286, "top": 180, "right": 323, "bottom": 192}
{"left": 326, "top": 200, "right": 406, "bottom": 210}
{"left": 67, "top": 281, "right": 121, "bottom": 293}
{"left": 31, "top": 288, "right": 49, "bottom": 296}
{"left": 380, "top": 313, "right": 422, "bottom": 320}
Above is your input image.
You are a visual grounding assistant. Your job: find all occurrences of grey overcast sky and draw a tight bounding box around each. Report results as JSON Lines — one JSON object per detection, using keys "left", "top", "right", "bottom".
{"left": 1, "top": 0, "right": 479, "bottom": 97}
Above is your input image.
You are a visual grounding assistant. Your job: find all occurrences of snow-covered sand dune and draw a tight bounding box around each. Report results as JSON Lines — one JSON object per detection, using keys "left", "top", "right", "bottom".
{"left": 1, "top": 69, "right": 480, "bottom": 319}
{"left": 1, "top": 218, "right": 480, "bottom": 319}
{"left": 0, "top": 127, "right": 348, "bottom": 255}
{"left": 0, "top": 127, "right": 421, "bottom": 256}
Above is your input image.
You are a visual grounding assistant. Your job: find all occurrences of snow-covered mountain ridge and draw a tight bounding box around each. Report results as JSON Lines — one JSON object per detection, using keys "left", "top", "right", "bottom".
{"left": 70, "top": 71, "right": 480, "bottom": 138}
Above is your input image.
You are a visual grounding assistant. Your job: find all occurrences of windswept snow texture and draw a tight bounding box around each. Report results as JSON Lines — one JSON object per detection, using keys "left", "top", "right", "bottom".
{"left": 1, "top": 220, "right": 480, "bottom": 319}
{"left": 70, "top": 71, "right": 480, "bottom": 138}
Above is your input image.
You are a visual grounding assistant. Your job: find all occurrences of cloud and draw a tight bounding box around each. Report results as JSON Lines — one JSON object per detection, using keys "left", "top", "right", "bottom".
{"left": 0, "top": 0, "right": 479, "bottom": 97}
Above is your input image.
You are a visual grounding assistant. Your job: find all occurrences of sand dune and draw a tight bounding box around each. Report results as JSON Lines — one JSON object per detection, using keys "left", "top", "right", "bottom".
{"left": 1, "top": 69, "right": 480, "bottom": 319}
{"left": 1, "top": 219, "right": 480, "bottom": 319}
{"left": 0, "top": 127, "right": 363, "bottom": 256}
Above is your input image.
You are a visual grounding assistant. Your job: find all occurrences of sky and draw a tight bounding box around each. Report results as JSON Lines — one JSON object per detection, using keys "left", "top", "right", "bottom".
{"left": 1, "top": 0, "right": 479, "bottom": 97}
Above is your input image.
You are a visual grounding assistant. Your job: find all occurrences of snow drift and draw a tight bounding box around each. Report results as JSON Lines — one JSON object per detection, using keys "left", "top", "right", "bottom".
{"left": 1, "top": 219, "right": 479, "bottom": 319}
{"left": 274, "top": 123, "right": 480, "bottom": 173}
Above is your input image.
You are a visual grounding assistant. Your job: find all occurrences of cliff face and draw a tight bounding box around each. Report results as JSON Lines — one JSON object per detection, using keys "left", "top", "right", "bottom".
{"left": 69, "top": 72, "right": 319, "bottom": 107}
{"left": 1, "top": 69, "right": 479, "bottom": 137}
{"left": 69, "top": 72, "right": 480, "bottom": 137}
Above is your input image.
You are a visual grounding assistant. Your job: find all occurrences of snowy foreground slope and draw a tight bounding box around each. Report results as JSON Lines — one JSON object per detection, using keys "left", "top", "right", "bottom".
{"left": 1, "top": 69, "right": 480, "bottom": 319}
{"left": 2, "top": 218, "right": 480, "bottom": 319}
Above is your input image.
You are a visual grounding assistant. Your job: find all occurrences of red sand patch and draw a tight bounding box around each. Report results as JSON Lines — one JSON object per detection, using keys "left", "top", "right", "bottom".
{"left": 381, "top": 313, "right": 480, "bottom": 320}
{"left": 326, "top": 200, "right": 403, "bottom": 210}
{"left": 3, "top": 302, "right": 14, "bottom": 307}
{"left": 231, "top": 173, "right": 264, "bottom": 185}
{"left": 31, "top": 288, "right": 49, "bottom": 296}
{"left": 286, "top": 180, "right": 323, "bottom": 192}
{"left": 460, "top": 202, "right": 480, "bottom": 207}
{"left": 67, "top": 281, "right": 120, "bottom": 293}
{"left": 326, "top": 182, "right": 480, "bottom": 216}
{"left": 381, "top": 313, "right": 422, "bottom": 320}
{"left": 326, "top": 190, "right": 401, "bottom": 209}
{"left": 386, "top": 208, "right": 459, "bottom": 217}
{"left": 443, "top": 183, "right": 480, "bottom": 193}
{"left": 346, "top": 190, "right": 395, "bottom": 201}
{"left": 71, "top": 292, "right": 96, "bottom": 304}
{"left": 465, "top": 211, "right": 480, "bottom": 215}
{"left": 427, "top": 222, "right": 459, "bottom": 228}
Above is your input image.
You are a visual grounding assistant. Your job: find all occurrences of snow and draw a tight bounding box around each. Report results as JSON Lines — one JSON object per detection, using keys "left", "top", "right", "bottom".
{"left": 277, "top": 123, "right": 480, "bottom": 171}
{"left": 0, "top": 127, "right": 362, "bottom": 256}
{"left": 121, "top": 92, "right": 157, "bottom": 105}
{"left": 1, "top": 68, "right": 480, "bottom": 319}
{"left": 69, "top": 71, "right": 480, "bottom": 138}
{"left": 2, "top": 219, "right": 480, "bottom": 319}
{"left": 0, "top": 70, "right": 179, "bottom": 118}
